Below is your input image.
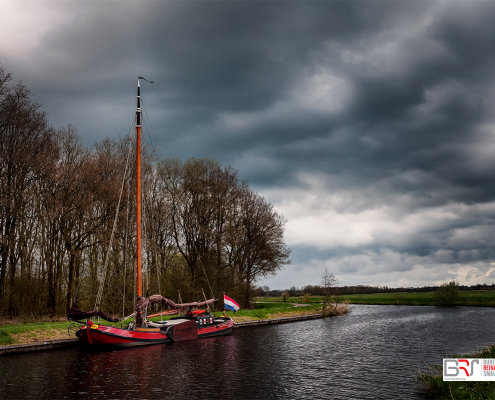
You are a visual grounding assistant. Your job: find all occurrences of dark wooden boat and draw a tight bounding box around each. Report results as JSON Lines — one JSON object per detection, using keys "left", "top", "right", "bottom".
{"left": 71, "top": 78, "right": 234, "bottom": 347}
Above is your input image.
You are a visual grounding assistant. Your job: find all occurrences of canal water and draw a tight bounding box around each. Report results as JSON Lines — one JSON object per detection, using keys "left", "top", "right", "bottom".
{"left": 1, "top": 305, "right": 495, "bottom": 399}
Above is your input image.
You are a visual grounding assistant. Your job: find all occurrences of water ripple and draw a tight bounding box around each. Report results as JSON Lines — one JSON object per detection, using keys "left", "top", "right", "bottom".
{"left": 1, "top": 305, "right": 495, "bottom": 399}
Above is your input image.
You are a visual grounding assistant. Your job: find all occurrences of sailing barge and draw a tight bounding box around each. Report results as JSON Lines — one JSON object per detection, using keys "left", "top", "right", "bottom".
{"left": 69, "top": 78, "right": 234, "bottom": 347}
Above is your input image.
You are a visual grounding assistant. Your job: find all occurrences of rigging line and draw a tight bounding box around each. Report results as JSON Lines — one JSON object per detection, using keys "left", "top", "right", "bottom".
{"left": 141, "top": 98, "right": 164, "bottom": 160}
{"left": 95, "top": 117, "right": 136, "bottom": 310}
{"left": 148, "top": 191, "right": 163, "bottom": 315}
{"left": 142, "top": 189, "right": 149, "bottom": 294}
{"left": 140, "top": 124, "right": 150, "bottom": 295}
{"left": 194, "top": 240, "right": 215, "bottom": 300}
{"left": 153, "top": 218, "right": 161, "bottom": 295}
{"left": 123, "top": 167, "right": 131, "bottom": 318}
{"left": 142, "top": 113, "right": 157, "bottom": 160}
{"left": 155, "top": 230, "right": 163, "bottom": 319}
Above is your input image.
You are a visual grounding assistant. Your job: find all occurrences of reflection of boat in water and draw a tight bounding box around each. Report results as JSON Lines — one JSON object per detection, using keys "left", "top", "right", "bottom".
{"left": 69, "top": 78, "right": 234, "bottom": 347}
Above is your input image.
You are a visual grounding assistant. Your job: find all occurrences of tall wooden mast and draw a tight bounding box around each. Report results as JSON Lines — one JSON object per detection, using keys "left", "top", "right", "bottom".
{"left": 136, "top": 79, "right": 142, "bottom": 297}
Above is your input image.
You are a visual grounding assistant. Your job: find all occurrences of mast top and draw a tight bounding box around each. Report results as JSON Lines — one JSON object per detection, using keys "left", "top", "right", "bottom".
{"left": 136, "top": 77, "right": 153, "bottom": 127}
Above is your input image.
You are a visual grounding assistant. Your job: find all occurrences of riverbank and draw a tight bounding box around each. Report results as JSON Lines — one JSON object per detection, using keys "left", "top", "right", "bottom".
{"left": 3, "top": 304, "right": 492, "bottom": 399}
{"left": 0, "top": 301, "right": 349, "bottom": 349}
{"left": 256, "top": 290, "right": 495, "bottom": 306}
{"left": 417, "top": 344, "right": 495, "bottom": 399}
{"left": 0, "top": 313, "right": 333, "bottom": 355}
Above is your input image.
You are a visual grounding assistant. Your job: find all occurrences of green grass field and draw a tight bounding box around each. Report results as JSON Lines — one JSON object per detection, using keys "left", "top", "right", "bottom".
{"left": 344, "top": 291, "right": 495, "bottom": 306}
{"left": 221, "top": 302, "right": 321, "bottom": 321}
{"left": 255, "top": 290, "right": 495, "bottom": 307}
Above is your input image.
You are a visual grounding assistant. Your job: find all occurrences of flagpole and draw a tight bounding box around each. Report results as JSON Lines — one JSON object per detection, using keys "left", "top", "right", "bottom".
{"left": 223, "top": 291, "right": 227, "bottom": 317}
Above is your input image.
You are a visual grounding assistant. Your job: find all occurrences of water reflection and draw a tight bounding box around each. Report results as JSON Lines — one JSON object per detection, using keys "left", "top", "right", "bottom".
{"left": 1, "top": 305, "right": 495, "bottom": 399}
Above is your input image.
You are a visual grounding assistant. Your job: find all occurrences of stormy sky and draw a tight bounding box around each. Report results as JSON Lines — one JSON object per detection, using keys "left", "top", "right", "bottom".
{"left": 4, "top": 0, "right": 495, "bottom": 289}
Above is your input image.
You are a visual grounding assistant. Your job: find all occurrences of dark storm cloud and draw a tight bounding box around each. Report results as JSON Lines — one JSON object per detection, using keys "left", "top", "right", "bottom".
{"left": 5, "top": 0, "right": 495, "bottom": 287}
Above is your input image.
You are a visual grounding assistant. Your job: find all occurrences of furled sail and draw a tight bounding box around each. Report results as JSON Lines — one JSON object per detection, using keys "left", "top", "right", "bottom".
{"left": 68, "top": 302, "right": 121, "bottom": 322}
{"left": 136, "top": 295, "right": 216, "bottom": 313}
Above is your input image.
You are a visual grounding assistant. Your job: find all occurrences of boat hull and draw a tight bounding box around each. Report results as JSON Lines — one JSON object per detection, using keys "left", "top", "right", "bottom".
{"left": 76, "top": 321, "right": 172, "bottom": 347}
{"left": 76, "top": 318, "right": 234, "bottom": 348}
{"left": 197, "top": 319, "right": 234, "bottom": 338}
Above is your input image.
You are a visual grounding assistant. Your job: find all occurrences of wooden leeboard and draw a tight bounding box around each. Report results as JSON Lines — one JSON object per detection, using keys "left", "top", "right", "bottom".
{"left": 167, "top": 320, "right": 198, "bottom": 341}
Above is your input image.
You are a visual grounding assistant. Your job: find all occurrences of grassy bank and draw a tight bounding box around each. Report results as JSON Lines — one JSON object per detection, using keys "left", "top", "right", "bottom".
{"left": 225, "top": 301, "right": 346, "bottom": 322}
{"left": 0, "top": 321, "right": 72, "bottom": 346}
{"left": 0, "top": 302, "right": 345, "bottom": 346}
{"left": 417, "top": 345, "right": 495, "bottom": 399}
{"left": 255, "top": 290, "right": 495, "bottom": 307}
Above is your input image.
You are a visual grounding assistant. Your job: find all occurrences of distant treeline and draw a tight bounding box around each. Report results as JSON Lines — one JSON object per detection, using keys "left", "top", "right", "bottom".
{"left": 0, "top": 66, "right": 291, "bottom": 319}
{"left": 256, "top": 283, "right": 495, "bottom": 297}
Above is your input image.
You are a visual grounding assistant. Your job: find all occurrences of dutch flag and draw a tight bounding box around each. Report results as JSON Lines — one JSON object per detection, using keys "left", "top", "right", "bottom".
{"left": 224, "top": 294, "right": 240, "bottom": 313}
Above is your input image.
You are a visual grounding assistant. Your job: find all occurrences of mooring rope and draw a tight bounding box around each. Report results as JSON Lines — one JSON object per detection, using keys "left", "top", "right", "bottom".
{"left": 121, "top": 311, "right": 137, "bottom": 321}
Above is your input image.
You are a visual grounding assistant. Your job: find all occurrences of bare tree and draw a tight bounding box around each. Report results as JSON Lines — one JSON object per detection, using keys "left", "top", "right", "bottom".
{"left": 228, "top": 188, "right": 291, "bottom": 306}
{"left": 0, "top": 65, "right": 291, "bottom": 318}
{"left": 157, "top": 157, "right": 291, "bottom": 305}
{"left": 321, "top": 268, "right": 338, "bottom": 316}
{"left": 0, "top": 70, "right": 52, "bottom": 315}
{"left": 157, "top": 157, "right": 232, "bottom": 296}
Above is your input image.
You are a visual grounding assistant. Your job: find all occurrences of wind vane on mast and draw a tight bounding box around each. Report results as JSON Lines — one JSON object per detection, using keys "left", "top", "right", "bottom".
{"left": 138, "top": 76, "right": 154, "bottom": 83}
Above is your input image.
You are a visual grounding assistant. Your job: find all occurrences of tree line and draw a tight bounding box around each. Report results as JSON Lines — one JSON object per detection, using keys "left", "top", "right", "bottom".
{"left": 0, "top": 66, "right": 291, "bottom": 319}
{"left": 258, "top": 282, "right": 493, "bottom": 298}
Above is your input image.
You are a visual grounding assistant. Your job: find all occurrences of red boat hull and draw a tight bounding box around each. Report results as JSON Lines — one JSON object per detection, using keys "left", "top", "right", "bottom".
{"left": 76, "top": 318, "right": 234, "bottom": 348}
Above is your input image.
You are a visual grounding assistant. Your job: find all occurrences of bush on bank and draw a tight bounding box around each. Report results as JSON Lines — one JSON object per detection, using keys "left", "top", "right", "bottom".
{"left": 433, "top": 281, "right": 460, "bottom": 306}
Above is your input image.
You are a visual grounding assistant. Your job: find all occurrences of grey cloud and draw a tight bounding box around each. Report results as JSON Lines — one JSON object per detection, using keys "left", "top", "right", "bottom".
{"left": 5, "top": 0, "right": 495, "bottom": 288}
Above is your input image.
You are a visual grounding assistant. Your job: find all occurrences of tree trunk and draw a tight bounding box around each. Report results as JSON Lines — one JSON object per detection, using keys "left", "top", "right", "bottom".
{"left": 0, "top": 244, "right": 7, "bottom": 305}
{"left": 47, "top": 258, "right": 55, "bottom": 318}
{"left": 8, "top": 232, "right": 18, "bottom": 316}
{"left": 65, "top": 246, "right": 76, "bottom": 314}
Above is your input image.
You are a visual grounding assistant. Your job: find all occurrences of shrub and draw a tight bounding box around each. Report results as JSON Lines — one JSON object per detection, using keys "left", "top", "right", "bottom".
{"left": 433, "top": 281, "right": 459, "bottom": 306}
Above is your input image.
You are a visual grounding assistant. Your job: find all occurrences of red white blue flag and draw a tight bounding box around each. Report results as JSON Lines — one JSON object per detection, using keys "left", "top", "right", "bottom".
{"left": 224, "top": 294, "right": 240, "bottom": 313}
